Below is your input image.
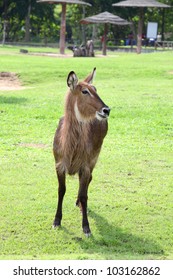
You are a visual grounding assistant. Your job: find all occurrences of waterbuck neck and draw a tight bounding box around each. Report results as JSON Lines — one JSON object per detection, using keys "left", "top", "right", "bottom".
{"left": 60, "top": 93, "right": 90, "bottom": 151}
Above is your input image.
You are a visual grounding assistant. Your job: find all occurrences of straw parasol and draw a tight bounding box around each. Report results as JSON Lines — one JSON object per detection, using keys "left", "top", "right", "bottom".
{"left": 112, "top": 0, "right": 170, "bottom": 53}
{"left": 80, "top": 11, "right": 131, "bottom": 55}
{"left": 37, "top": 0, "right": 91, "bottom": 54}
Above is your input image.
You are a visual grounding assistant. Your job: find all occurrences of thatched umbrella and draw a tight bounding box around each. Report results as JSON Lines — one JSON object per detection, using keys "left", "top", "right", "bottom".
{"left": 80, "top": 11, "right": 131, "bottom": 55}
{"left": 112, "top": 0, "right": 170, "bottom": 54}
{"left": 37, "top": 0, "right": 91, "bottom": 54}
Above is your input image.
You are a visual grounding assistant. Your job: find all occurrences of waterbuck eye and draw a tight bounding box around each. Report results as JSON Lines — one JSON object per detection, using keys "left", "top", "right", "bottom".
{"left": 82, "top": 89, "right": 89, "bottom": 95}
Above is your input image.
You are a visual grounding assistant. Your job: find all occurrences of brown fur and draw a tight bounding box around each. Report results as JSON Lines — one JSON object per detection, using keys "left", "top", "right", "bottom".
{"left": 53, "top": 68, "right": 110, "bottom": 236}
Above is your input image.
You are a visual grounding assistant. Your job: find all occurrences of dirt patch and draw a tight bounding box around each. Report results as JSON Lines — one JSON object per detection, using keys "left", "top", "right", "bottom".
{"left": 0, "top": 72, "right": 24, "bottom": 91}
{"left": 18, "top": 143, "right": 49, "bottom": 149}
{"left": 29, "top": 52, "right": 73, "bottom": 58}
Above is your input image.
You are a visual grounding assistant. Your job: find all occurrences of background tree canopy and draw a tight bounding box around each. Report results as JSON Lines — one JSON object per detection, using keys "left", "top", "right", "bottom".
{"left": 0, "top": 0, "right": 173, "bottom": 45}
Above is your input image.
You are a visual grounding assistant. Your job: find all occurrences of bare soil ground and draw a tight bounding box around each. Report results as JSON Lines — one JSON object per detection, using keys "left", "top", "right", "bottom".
{"left": 18, "top": 143, "right": 49, "bottom": 149}
{"left": 0, "top": 72, "right": 24, "bottom": 90}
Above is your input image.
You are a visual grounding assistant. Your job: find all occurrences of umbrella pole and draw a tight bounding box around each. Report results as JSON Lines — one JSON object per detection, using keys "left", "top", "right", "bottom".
{"left": 103, "top": 23, "right": 108, "bottom": 56}
{"left": 136, "top": 8, "right": 144, "bottom": 54}
{"left": 60, "top": 3, "right": 66, "bottom": 54}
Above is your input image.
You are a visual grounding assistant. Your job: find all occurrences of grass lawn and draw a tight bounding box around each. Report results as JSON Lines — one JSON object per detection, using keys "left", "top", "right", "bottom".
{"left": 0, "top": 45, "right": 173, "bottom": 260}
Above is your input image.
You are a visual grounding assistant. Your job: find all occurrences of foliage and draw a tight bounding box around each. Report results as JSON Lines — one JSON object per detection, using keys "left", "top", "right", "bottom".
{"left": 0, "top": 46, "right": 173, "bottom": 259}
{"left": 0, "top": 0, "right": 58, "bottom": 42}
{"left": 0, "top": 1, "right": 173, "bottom": 44}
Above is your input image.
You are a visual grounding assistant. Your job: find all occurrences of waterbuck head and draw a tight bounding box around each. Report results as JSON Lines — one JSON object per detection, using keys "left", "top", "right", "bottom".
{"left": 67, "top": 68, "right": 110, "bottom": 123}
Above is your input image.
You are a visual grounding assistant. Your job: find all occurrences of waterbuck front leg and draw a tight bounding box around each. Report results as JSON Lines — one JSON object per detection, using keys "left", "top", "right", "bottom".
{"left": 77, "top": 168, "right": 92, "bottom": 237}
{"left": 53, "top": 170, "right": 66, "bottom": 228}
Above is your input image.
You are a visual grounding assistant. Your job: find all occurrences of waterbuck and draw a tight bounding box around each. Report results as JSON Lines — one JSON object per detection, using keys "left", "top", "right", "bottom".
{"left": 53, "top": 68, "right": 110, "bottom": 236}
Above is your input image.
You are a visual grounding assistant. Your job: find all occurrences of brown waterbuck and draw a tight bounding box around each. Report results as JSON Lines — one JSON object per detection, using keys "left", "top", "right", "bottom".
{"left": 53, "top": 68, "right": 110, "bottom": 236}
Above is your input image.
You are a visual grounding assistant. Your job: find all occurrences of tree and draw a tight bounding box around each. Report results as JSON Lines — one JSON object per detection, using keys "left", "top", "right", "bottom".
{"left": 1, "top": 0, "right": 11, "bottom": 43}
{"left": 0, "top": 0, "right": 172, "bottom": 45}
{"left": 0, "top": 0, "right": 57, "bottom": 43}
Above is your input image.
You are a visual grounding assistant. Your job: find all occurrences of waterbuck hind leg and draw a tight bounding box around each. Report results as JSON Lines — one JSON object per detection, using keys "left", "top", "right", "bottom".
{"left": 76, "top": 198, "right": 82, "bottom": 213}
{"left": 53, "top": 171, "right": 66, "bottom": 228}
{"left": 81, "top": 199, "right": 91, "bottom": 237}
{"left": 76, "top": 174, "right": 92, "bottom": 213}
{"left": 77, "top": 170, "right": 92, "bottom": 237}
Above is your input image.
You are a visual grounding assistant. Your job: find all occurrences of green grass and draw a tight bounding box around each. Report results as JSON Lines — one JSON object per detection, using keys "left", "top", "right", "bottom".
{"left": 0, "top": 46, "right": 173, "bottom": 260}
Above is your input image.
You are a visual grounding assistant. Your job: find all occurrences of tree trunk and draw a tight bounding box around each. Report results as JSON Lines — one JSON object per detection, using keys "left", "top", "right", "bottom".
{"left": 25, "top": 0, "right": 31, "bottom": 42}
{"left": 102, "top": 23, "right": 108, "bottom": 56}
{"left": 161, "top": 9, "right": 165, "bottom": 41}
{"left": 82, "top": 6, "right": 86, "bottom": 45}
{"left": 2, "top": 0, "right": 8, "bottom": 44}
{"left": 2, "top": 20, "right": 7, "bottom": 45}
{"left": 136, "top": 8, "right": 144, "bottom": 54}
{"left": 60, "top": 3, "right": 66, "bottom": 54}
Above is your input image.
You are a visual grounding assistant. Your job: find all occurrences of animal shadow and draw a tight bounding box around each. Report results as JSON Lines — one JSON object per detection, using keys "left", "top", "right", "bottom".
{"left": 0, "top": 96, "right": 27, "bottom": 104}
{"left": 79, "top": 209, "right": 164, "bottom": 258}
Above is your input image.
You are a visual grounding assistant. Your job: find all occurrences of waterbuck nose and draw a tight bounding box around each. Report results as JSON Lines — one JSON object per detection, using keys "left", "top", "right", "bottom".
{"left": 102, "top": 107, "right": 111, "bottom": 117}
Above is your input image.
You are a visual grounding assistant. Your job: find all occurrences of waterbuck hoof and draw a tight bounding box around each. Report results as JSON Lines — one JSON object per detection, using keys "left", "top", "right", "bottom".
{"left": 83, "top": 226, "right": 91, "bottom": 237}
{"left": 52, "top": 219, "right": 61, "bottom": 228}
{"left": 85, "top": 232, "right": 91, "bottom": 238}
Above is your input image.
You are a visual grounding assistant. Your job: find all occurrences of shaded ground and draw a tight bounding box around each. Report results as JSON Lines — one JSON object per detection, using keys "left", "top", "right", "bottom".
{"left": 0, "top": 72, "right": 24, "bottom": 90}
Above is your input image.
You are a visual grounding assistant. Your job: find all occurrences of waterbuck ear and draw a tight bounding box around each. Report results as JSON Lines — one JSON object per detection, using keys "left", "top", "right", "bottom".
{"left": 84, "top": 67, "right": 96, "bottom": 84}
{"left": 67, "top": 71, "right": 78, "bottom": 91}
